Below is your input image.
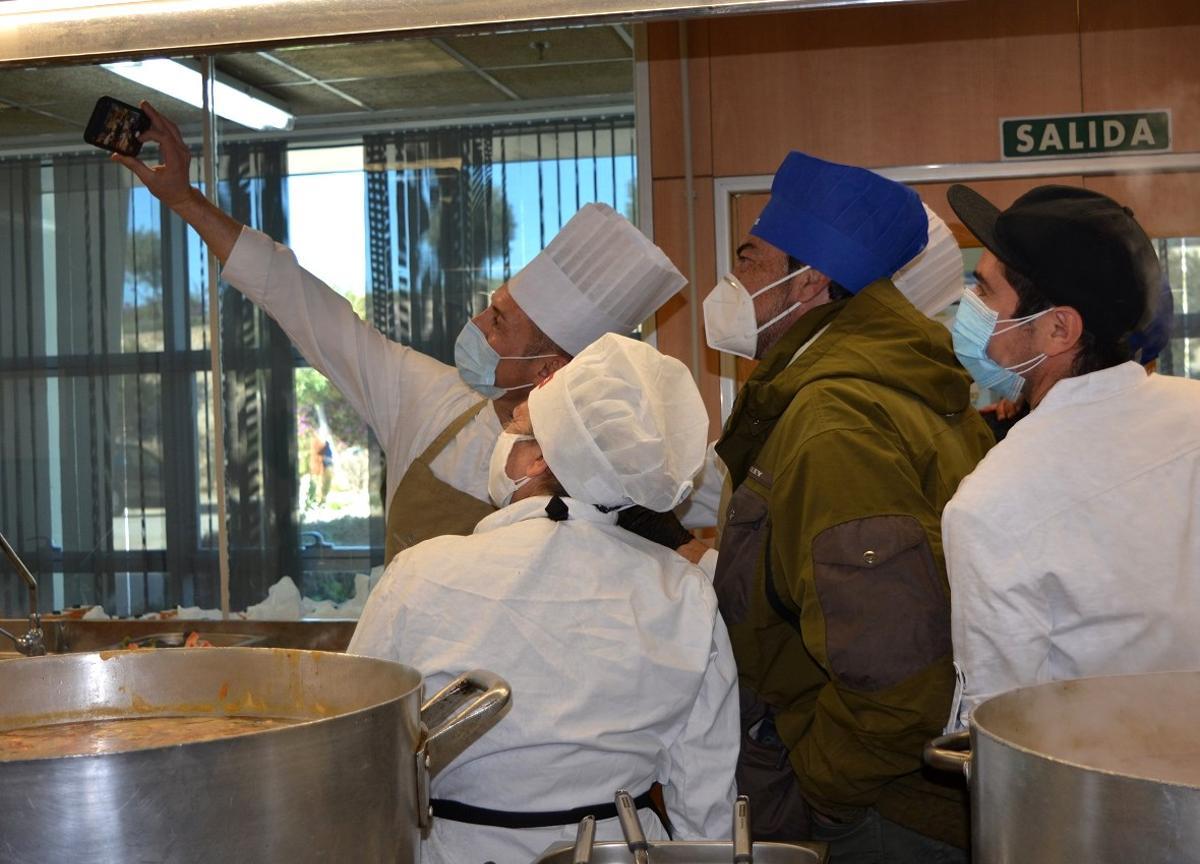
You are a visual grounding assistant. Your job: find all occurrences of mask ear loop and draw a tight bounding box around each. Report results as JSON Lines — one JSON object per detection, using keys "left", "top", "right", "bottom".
{"left": 494, "top": 351, "right": 561, "bottom": 392}
{"left": 993, "top": 306, "right": 1055, "bottom": 337}
{"left": 748, "top": 265, "right": 812, "bottom": 300}
{"left": 496, "top": 350, "right": 558, "bottom": 361}
{"left": 1006, "top": 354, "right": 1047, "bottom": 375}
{"left": 749, "top": 266, "right": 814, "bottom": 334}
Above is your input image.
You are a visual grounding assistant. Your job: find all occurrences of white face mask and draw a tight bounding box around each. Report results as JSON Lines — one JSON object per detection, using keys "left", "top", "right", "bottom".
{"left": 487, "top": 431, "right": 535, "bottom": 507}
{"left": 702, "top": 266, "right": 811, "bottom": 360}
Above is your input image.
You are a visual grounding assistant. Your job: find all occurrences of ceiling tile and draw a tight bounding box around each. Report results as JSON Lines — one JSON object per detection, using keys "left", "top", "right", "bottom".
{"left": 269, "top": 39, "right": 463, "bottom": 80}
{"left": 492, "top": 60, "right": 633, "bottom": 101}
{"left": 334, "top": 70, "right": 510, "bottom": 110}
{"left": 447, "top": 25, "right": 630, "bottom": 69}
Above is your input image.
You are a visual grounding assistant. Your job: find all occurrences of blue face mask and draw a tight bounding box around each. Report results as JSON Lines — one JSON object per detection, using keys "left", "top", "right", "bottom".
{"left": 951, "top": 289, "right": 1053, "bottom": 403}
{"left": 454, "top": 321, "right": 557, "bottom": 399}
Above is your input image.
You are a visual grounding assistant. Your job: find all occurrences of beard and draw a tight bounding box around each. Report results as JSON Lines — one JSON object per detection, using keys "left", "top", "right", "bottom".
{"left": 754, "top": 285, "right": 826, "bottom": 359}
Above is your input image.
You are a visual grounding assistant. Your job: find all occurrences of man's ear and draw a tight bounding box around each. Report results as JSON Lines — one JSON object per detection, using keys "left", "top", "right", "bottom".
{"left": 526, "top": 446, "right": 551, "bottom": 478}
{"left": 1044, "top": 306, "right": 1085, "bottom": 357}
{"left": 794, "top": 268, "right": 832, "bottom": 304}
{"left": 534, "top": 354, "right": 570, "bottom": 382}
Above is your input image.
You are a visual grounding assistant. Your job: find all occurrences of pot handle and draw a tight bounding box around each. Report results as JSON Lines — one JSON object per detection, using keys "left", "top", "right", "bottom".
{"left": 420, "top": 669, "right": 513, "bottom": 779}
{"left": 924, "top": 730, "right": 971, "bottom": 778}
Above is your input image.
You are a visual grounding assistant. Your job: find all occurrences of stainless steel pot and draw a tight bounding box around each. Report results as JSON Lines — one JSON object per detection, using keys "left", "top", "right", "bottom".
{"left": 926, "top": 669, "right": 1200, "bottom": 863}
{"left": 0, "top": 647, "right": 511, "bottom": 864}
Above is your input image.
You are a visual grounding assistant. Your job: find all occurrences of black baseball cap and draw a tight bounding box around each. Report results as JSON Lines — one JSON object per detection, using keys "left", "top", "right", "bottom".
{"left": 947, "top": 183, "right": 1159, "bottom": 341}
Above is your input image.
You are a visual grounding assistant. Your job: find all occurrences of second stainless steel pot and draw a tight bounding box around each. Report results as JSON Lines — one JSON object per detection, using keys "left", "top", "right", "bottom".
{"left": 926, "top": 669, "right": 1200, "bottom": 863}
{"left": 0, "top": 647, "right": 510, "bottom": 864}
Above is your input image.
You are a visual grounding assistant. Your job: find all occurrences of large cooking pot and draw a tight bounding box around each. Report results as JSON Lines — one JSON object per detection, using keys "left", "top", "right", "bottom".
{"left": 0, "top": 647, "right": 510, "bottom": 864}
{"left": 925, "top": 669, "right": 1200, "bottom": 863}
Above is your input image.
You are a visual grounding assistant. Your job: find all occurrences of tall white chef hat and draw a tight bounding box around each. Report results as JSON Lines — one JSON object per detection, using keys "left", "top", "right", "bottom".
{"left": 892, "top": 204, "right": 965, "bottom": 317}
{"left": 509, "top": 203, "right": 687, "bottom": 356}
{"left": 527, "top": 333, "right": 707, "bottom": 512}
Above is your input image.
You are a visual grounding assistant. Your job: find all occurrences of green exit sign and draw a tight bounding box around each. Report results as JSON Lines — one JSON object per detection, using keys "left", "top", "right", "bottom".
{"left": 1000, "top": 110, "right": 1171, "bottom": 160}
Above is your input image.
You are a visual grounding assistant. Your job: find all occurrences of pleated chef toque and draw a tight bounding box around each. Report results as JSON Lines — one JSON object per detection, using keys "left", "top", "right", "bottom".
{"left": 527, "top": 333, "right": 708, "bottom": 512}
{"left": 508, "top": 203, "right": 687, "bottom": 356}
{"left": 892, "top": 204, "right": 965, "bottom": 317}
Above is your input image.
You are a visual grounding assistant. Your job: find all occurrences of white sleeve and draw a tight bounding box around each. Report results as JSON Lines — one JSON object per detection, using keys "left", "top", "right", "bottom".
{"left": 221, "top": 226, "right": 463, "bottom": 458}
{"left": 676, "top": 441, "right": 727, "bottom": 531}
{"left": 944, "top": 496, "right": 1052, "bottom": 730}
{"left": 661, "top": 614, "right": 739, "bottom": 839}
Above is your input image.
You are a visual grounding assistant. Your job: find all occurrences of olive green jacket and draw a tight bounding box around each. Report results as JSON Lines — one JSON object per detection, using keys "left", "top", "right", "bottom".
{"left": 714, "top": 279, "right": 993, "bottom": 847}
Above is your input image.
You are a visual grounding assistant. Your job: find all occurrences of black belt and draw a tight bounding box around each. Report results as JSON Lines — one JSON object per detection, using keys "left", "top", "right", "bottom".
{"left": 431, "top": 788, "right": 657, "bottom": 830}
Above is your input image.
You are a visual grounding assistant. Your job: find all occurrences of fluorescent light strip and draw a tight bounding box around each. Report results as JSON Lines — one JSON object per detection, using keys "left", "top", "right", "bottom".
{"left": 103, "top": 59, "right": 294, "bottom": 131}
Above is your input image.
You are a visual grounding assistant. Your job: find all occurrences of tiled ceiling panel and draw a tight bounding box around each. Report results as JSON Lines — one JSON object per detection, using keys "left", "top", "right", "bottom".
{"left": 0, "top": 25, "right": 633, "bottom": 148}
{"left": 493, "top": 60, "right": 633, "bottom": 100}
{"left": 0, "top": 66, "right": 205, "bottom": 130}
{"left": 269, "top": 40, "right": 462, "bottom": 80}
{"left": 333, "top": 70, "right": 510, "bottom": 110}
{"left": 447, "top": 26, "right": 631, "bottom": 69}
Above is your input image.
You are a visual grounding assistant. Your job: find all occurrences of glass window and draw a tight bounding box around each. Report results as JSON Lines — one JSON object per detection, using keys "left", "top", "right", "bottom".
{"left": 0, "top": 26, "right": 638, "bottom": 619}
{"left": 1154, "top": 238, "right": 1200, "bottom": 379}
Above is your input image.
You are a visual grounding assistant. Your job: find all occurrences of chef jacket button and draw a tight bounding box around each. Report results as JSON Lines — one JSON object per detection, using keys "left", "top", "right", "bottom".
{"left": 863, "top": 550, "right": 878, "bottom": 566}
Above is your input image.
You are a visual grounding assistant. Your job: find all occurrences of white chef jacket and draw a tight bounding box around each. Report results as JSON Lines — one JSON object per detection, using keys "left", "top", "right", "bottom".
{"left": 348, "top": 496, "right": 739, "bottom": 864}
{"left": 221, "top": 227, "right": 501, "bottom": 507}
{"left": 943, "top": 362, "right": 1200, "bottom": 730}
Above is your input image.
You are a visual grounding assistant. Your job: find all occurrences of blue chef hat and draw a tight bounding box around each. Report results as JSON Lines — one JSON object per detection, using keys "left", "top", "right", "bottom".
{"left": 751, "top": 151, "right": 929, "bottom": 294}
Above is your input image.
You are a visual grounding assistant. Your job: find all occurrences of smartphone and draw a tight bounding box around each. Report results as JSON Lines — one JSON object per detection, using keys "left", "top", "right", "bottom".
{"left": 83, "top": 96, "right": 151, "bottom": 157}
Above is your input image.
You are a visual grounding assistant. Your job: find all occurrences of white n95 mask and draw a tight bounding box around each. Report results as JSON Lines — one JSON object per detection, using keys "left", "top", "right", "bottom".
{"left": 702, "top": 266, "right": 811, "bottom": 360}
{"left": 455, "top": 321, "right": 557, "bottom": 399}
{"left": 487, "top": 431, "right": 535, "bottom": 507}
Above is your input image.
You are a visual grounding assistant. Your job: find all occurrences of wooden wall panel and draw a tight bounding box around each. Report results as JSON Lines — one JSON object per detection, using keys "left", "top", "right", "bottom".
{"left": 651, "top": 176, "right": 724, "bottom": 439}
{"left": 643, "top": 0, "right": 1200, "bottom": 435}
{"left": 1081, "top": 0, "right": 1200, "bottom": 150}
{"left": 706, "top": 0, "right": 1080, "bottom": 176}
{"left": 647, "top": 19, "right": 713, "bottom": 180}
{"left": 911, "top": 177, "right": 1085, "bottom": 243}
{"left": 1084, "top": 174, "right": 1200, "bottom": 239}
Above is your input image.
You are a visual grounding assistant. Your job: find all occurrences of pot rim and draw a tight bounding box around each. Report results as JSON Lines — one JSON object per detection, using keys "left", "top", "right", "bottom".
{"left": 969, "top": 669, "right": 1200, "bottom": 791}
{"left": 0, "top": 647, "right": 425, "bottom": 764}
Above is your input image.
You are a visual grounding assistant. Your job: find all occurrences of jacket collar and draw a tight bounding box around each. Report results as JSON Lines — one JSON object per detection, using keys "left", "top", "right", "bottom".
{"left": 1034, "top": 361, "right": 1147, "bottom": 415}
{"left": 716, "top": 278, "right": 975, "bottom": 488}
{"left": 474, "top": 495, "right": 618, "bottom": 534}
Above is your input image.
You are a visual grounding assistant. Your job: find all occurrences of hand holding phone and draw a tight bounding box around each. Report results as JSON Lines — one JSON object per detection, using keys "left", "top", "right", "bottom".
{"left": 84, "top": 96, "right": 151, "bottom": 157}
{"left": 108, "top": 100, "right": 243, "bottom": 262}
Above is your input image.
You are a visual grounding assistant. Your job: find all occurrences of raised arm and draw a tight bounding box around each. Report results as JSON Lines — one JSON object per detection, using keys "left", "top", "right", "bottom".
{"left": 110, "top": 101, "right": 242, "bottom": 262}
{"left": 111, "top": 102, "right": 469, "bottom": 457}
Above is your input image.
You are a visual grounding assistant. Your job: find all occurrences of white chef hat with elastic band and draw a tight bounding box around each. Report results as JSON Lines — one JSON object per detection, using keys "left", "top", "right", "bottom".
{"left": 527, "top": 333, "right": 708, "bottom": 512}
{"left": 509, "top": 203, "right": 687, "bottom": 356}
{"left": 891, "top": 204, "right": 965, "bottom": 317}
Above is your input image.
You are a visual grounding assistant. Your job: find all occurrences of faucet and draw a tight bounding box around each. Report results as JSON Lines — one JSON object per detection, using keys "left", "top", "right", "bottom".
{"left": 0, "top": 530, "right": 46, "bottom": 656}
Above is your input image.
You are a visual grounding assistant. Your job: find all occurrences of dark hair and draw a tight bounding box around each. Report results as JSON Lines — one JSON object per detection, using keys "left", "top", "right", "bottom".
{"left": 1005, "top": 263, "right": 1130, "bottom": 376}
{"left": 787, "top": 256, "right": 851, "bottom": 301}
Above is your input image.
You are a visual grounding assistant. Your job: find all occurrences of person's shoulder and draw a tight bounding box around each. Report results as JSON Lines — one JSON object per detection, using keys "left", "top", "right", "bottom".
{"left": 1146, "top": 371, "right": 1200, "bottom": 401}
{"left": 587, "top": 524, "right": 718, "bottom": 591}
{"left": 942, "top": 428, "right": 1046, "bottom": 528}
{"left": 772, "top": 378, "right": 872, "bottom": 443}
